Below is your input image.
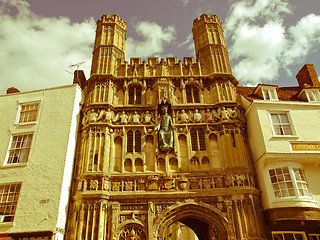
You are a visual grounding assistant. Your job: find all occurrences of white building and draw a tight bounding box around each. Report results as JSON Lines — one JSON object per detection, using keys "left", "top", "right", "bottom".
{"left": 0, "top": 84, "right": 82, "bottom": 240}
{"left": 238, "top": 64, "right": 320, "bottom": 239}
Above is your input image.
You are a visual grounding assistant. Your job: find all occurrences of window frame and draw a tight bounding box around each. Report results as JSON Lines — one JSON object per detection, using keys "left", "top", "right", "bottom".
{"left": 262, "top": 87, "right": 278, "bottom": 101}
{"left": 5, "top": 133, "right": 34, "bottom": 165}
{"left": 268, "top": 166, "right": 312, "bottom": 200}
{"left": 128, "top": 86, "right": 142, "bottom": 105}
{"left": 186, "top": 85, "right": 200, "bottom": 103}
{"left": 190, "top": 129, "right": 206, "bottom": 151}
{"left": 0, "top": 183, "right": 22, "bottom": 223}
{"left": 269, "top": 112, "right": 296, "bottom": 137}
{"left": 272, "top": 231, "right": 307, "bottom": 240}
{"left": 305, "top": 89, "right": 320, "bottom": 102}
{"left": 15, "top": 101, "right": 41, "bottom": 125}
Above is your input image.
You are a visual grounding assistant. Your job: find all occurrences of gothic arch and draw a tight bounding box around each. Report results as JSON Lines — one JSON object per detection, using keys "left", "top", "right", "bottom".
{"left": 154, "top": 202, "right": 229, "bottom": 240}
{"left": 117, "top": 221, "right": 147, "bottom": 240}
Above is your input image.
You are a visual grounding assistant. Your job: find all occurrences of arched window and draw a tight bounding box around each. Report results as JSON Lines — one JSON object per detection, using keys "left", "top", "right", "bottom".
{"left": 127, "top": 130, "right": 133, "bottom": 153}
{"left": 135, "top": 130, "right": 141, "bottom": 152}
{"left": 190, "top": 129, "right": 198, "bottom": 151}
{"left": 128, "top": 86, "right": 142, "bottom": 105}
{"left": 190, "top": 129, "right": 206, "bottom": 151}
{"left": 127, "top": 130, "right": 141, "bottom": 153}
{"left": 186, "top": 85, "right": 200, "bottom": 103}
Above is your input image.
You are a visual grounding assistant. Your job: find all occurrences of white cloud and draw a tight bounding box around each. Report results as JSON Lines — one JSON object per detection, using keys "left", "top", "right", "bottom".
{"left": 182, "top": 0, "right": 189, "bottom": 7}
{"left": 125, "top": 21, "right": 176, "bottom": 59}
{"left": 225, "top": 0, "right": 320, "bottom": 85}
{"left": 0, "top": 0, "right": 95, "bottom": 93}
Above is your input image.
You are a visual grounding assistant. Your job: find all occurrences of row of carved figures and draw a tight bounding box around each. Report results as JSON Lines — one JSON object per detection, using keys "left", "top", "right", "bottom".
{"left": 82, "top": 107, "right": 243, "bottom": 125}
{"left": 78, "top": 173, "right": 255, "bottom": 192}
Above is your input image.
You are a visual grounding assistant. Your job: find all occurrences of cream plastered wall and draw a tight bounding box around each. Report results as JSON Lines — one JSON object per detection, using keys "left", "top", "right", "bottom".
{"left": 0, "top": 84, "right": 82, "bottom": 234}
{"left": 243, "top": 100, "right": 320, "bottom": 209}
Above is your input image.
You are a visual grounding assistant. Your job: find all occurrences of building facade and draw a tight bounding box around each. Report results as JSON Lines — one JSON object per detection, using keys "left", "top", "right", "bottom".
{"left": 0, "top": 85, "right": 83, "bottom": 240}
{"left": 65, "top": 14, "right": 267, "bottom": 240}
{"left": 238, "top": 64, "right": 320, "bottom": 239}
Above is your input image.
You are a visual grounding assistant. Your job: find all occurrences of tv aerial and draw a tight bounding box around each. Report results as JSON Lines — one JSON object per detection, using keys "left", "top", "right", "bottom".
{"left": 65, "top": 61, "right": 85, "bottom": 74}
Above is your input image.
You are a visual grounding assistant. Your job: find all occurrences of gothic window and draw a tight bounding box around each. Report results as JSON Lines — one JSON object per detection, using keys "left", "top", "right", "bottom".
{"left": 128, "top": 86, "right": 142, "bottom": 105}
{"left": 18, "top": 102, "right": 39, "bottom": 124}
{"left": 7, "top": 134, "right": 33, "bottom": 164}
{"left": 0, "top": 183, "right": 21, "bottom": 222}
{"left": 119, "top": 224, "right": 146, "bottom": 240}
{"left": 191, "top": 156, "right": 200, "bottom": 165}
{"left": 186, "top": 85, "right": 200, "bottom": 103}
{"left": 127, "top": 130, "right": 141, "bottom": 153}
{"left": 135, "top": 130, "right": 141, "bottom": 153}
{"left": 190, "top": 129, "right": 206, "bottom": 151}
{"left": 127, "top": 130, "right": 133, "bottom": 153}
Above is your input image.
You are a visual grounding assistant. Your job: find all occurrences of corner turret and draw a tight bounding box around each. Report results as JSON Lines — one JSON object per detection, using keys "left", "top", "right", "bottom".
{"left": 192, "top": 13, "right": 232, "bottom": 76}
{"left": 91, "top": 14, "right": 127, "bottom": 76}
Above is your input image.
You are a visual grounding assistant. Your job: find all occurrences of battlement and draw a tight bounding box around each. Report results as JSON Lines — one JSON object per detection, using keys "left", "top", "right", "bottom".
{"left": 114, "top": 57, "right": 200, "bottom": 78}
{"left": 123, "top": 57, "right": 195, "bottom": 67}
{"left": 192, "top": 13, "right": 222, "bottom": 29}
{"left": 97, "top": 14, "right": 127, "bottom": 29}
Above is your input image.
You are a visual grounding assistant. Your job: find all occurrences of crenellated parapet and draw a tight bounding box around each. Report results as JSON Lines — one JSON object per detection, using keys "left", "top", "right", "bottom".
{"left": 115, "top": 57, "right": 202, "bottom": 78}
{"left": 192, "top": 13, "right": 222, "bottom": 28}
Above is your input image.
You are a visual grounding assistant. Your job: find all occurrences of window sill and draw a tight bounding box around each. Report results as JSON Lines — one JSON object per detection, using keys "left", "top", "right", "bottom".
{"left": 0, "top": 222, "right": 14, "bottom": 227}
{"left": 14, "top": 121, "right": 38, "bottom": 127}
{"left": 0, "top": 163, "right": 28, "bottom": 169}
{"left": 271, "top": 135, "right": 299, "bottom": 140}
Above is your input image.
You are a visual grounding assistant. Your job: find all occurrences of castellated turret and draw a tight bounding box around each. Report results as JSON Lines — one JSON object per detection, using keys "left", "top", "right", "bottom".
{"left": 91, "top": 14, "right": 127, "bottom": 76}
{"left": 192, "top": 13, "right": 232, "bottom": 75}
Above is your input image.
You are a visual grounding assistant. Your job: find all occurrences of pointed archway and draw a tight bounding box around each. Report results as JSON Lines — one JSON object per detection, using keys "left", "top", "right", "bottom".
{"left": 154, "top": 203, "right": 230, "bottom": 240}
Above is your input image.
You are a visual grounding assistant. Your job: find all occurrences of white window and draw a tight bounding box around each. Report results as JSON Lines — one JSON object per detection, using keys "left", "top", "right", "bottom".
{"left": 262, "top": 88, "right": 278, "bottom": 100}
{"left": 305, "top": 89, "right": 320, "bottom": 102}
{"left": 0, "top": 183, "right": 21, "bottom": 222}
{"left": 17, "top": 102, "right": 39, "bottom": 124}
{"left": 270, "top": 112, "right": 293, "bottom": 136}
{"left": 7, "top": 134, "right": 33, "bottom": 164}
{"left": 272, "top": 231, "right": 307, "bottom": 240}
{"left": 269, "top": 166, "right": 311, "bottom": 199}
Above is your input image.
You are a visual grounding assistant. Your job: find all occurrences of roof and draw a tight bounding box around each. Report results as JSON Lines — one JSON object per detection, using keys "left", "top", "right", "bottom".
{"left": 237, "top": 86, "right": 304, "bottom": 102}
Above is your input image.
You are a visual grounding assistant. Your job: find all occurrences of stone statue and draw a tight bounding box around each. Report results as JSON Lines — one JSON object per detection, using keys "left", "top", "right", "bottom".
{"left": 179, "top": 110, "right": 189, "bottom": 123}
{"left": 193, "top": 109, "right": 202, "bottom": 122}
{"left": 119, "top": 111, "right": 129, "bottom": 124}
{"left": 154, "top": 105, "right": 176, "bottom": 152}
{"left": 131, "top": 111, "right": 140, "bottom": 124}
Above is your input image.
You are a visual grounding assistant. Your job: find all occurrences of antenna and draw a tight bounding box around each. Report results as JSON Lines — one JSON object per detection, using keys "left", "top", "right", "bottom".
{"left": 66, "top": 61, "right": 85, "bottom": 75}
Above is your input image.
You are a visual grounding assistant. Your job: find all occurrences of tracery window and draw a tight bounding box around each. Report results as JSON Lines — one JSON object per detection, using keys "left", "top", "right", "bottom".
{"left": 190, "top": 129, "right": 206, "bottom": 151}
{"left": 186, "top": 85, "right": 200, "bottom": 103}
{"left": 129, "top": 86, "right": 142, "bottom": 105}
{"left": 127, "top": 130, "right": 142, "bottom": 153}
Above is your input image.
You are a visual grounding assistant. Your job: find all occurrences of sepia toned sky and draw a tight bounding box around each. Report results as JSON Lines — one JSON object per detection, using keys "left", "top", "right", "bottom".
{"left": 0, "top": 0, "right": 320, "bottom": 94}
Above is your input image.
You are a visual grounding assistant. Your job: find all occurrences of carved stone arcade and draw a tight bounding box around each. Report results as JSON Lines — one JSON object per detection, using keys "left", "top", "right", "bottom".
{"left": 66, "top": 14, "right": 267, "bottom": 240}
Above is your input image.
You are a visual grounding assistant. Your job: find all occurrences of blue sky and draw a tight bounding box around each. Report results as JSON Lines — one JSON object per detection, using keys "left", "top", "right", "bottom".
{"left": 0, "top": 0, "right": 320, "bottom": 93}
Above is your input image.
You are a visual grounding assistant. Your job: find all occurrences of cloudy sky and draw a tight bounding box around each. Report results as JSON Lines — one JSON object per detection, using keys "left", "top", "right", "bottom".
{"left": 0, "top": 0, "right": 320, "bottom": 94}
